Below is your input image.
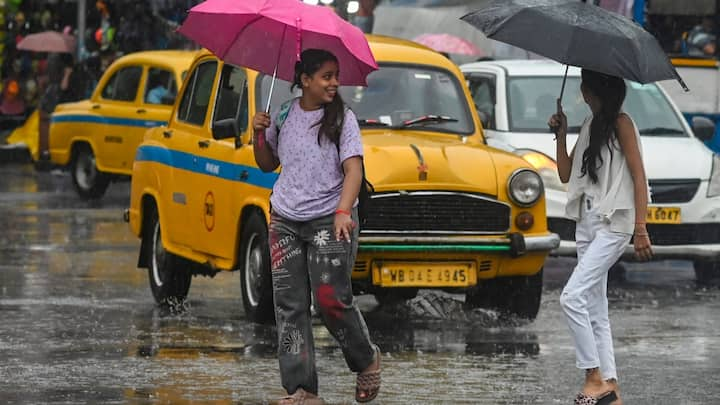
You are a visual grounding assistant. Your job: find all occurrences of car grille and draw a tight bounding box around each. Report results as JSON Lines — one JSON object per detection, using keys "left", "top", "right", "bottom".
{"left": 548, "top": 218, "right": 576, "bottom": 241}
{"left": 649, "top": 179, "right": 700, "bottom": 203}
{"left": 362, "top": 192, "right": 510, "bottom": 234}
{"left": 639, "top": 224, "right": 720, "bottom": 245}
{"left": 550, "top": 217, "right": 720, "bottom": 245}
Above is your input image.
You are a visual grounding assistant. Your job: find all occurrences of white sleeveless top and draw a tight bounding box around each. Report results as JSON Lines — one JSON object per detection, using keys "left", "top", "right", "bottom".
{"left": 565, "top": 114, "right": 646, "bottom": 234}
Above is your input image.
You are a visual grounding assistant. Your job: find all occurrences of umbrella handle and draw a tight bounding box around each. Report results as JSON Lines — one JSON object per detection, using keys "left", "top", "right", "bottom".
{"left": 558, "top": 65, "right": 569, "bottom": 108}
{"left": 265, "top": 65, "right": 277, "bottom": 114}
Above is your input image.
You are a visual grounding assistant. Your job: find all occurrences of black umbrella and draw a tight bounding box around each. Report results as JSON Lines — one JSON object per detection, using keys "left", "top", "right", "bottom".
{"left": 461, "top": 0, "right": 688, "bottom": 103}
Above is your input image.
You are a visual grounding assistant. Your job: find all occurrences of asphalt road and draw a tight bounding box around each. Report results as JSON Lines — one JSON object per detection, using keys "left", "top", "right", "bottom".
{"left": 0, "top": 163, "right": 718, "bottom": 404}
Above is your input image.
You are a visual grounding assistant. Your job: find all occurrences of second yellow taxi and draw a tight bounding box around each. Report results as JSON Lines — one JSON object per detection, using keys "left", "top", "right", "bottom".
{"left": 49, "top": 50, "right": 197, "bottom": 199}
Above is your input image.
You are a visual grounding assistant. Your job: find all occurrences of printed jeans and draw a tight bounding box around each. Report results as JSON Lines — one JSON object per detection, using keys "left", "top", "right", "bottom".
{"left": 560, "top": 196, "right": 631, "bottom": 381}
{"left": 269, "top": 208, "right": 375, "bottom": 395}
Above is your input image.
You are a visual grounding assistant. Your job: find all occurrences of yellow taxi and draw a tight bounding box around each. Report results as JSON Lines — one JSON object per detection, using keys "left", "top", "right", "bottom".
{"left": 48, "top": 50, "right": 197, "bottom": 199}
{"left": 126, "top": 36, "right": 559, "bottom": 322}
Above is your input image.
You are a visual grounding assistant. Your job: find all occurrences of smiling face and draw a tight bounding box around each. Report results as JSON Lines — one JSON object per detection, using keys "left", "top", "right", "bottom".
{"left": 301, "top": 60, "right": 340, "bottom": 105}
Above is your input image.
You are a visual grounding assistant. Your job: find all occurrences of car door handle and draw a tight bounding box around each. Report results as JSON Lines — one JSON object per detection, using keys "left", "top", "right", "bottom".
{"left": 136, "top": 108, "right": 146, "bottom": 114}
{"left": 162, "top": 130, "right": 172, "bottom": 138}
{"left": 239, "top": 170, "right": 249, "bottom": 181}
{"left": 92, "top": 104, "right": 101, "bottom": 109}
{"left": 198, "top": 140, "right": 210, "bottom": 149}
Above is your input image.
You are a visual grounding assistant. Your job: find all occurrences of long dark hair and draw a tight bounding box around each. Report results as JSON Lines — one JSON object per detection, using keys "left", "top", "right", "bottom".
{"left": 579, "top": 69, "right": 627, "bottom": 184}
{"left": 292, "top": 49, "right": 345, "bottom": 146}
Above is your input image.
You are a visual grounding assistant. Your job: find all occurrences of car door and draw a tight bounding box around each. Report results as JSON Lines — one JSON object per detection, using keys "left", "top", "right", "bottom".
{"left": 93, "top": 64, "right": 144, "bottom": 171}
{"left": 161, "top": 59, "right": 220, "bottom": 250}
{"left": 465, "top": 72, "right": 497, "bottom": 131}
{"left": 194, "top": 64, "right": 259, "bottom": 260}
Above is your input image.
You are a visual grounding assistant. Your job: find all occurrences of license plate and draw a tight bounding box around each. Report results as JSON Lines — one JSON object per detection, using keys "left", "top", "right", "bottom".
{"left": 646, "top": 206, "right": 681, "bottom": 224}
{"left": 375, "top": 262, "right": 477, "bottom": 287}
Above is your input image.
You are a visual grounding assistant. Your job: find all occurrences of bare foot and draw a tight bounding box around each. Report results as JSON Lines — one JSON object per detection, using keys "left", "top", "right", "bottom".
{"left": 278, "top": 388, "right": 324, "bottom": 405}
{"left": 581, "top": 368, "right": 615, "bottom": 399}
{"left": 361, "top": 347, "right": 380, "bottom": 374}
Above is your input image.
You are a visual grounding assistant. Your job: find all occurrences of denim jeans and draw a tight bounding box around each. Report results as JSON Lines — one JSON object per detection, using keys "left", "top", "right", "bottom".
{"left": 560, "top": 196, "right": 631, "bottom": 381}
{"left": 269, "top": 208, "right": 375, "bottom": 395}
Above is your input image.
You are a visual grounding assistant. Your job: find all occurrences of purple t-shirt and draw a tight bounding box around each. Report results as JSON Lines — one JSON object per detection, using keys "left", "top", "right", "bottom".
{"left": 265, "top": 99, "right": 364, "bottom": 221}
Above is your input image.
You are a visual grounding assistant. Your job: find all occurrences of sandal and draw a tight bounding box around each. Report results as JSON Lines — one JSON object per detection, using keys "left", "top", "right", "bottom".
{"left": 574, "top": 390, "right": 618, "bottom": 405}
{"left": 355, "top": 344, "right": 382, "bottom": 403}
{"left": 277, "top": 388, "right": 324, "bottom": 405}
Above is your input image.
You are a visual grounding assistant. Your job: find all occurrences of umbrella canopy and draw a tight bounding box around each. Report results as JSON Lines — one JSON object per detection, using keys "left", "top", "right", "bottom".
{"left": 413, "top": 33, "right": 484, "bottom": 56}
{"left": 177, "top": 0, "right": 378, "bottom": 87}
{"left": 17, "top": 31, "right": 76, "bottom": 53}
{"left": 461, "top": 0, "right": 687, "bottom": 91}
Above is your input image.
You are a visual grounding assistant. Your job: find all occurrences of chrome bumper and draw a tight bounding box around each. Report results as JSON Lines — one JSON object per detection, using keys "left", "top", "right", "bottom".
{"left": 553, "top": 240, "right": 720, "bottom": 260}
{"left": 358, "top": 233, "right": 560, "bottom": 255}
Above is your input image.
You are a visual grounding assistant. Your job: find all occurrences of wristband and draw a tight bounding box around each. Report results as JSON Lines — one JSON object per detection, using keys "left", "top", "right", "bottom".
{"left": 335, "top": 209, "right": 351, "bottom": 216}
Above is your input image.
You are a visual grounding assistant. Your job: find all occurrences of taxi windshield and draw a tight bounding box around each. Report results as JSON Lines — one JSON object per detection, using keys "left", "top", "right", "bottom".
{"left": 258, "top": 65, "right": 475, "bottom": 135}
{"left": 507, "top": 76, "right": 688, "bottom": 136}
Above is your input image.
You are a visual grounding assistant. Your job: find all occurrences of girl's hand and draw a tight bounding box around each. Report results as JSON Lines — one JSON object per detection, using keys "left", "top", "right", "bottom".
{"left": 633, "top": 224, "right": 653, "bottom": 261}
{"left": 252, "top": 112, "right": 271, "bottom": 132}
{"left": 548, "top": 98, "right": 568, "bottom": 138}
{"left": 334, "top": 210, "right": 356, "bottom": 242}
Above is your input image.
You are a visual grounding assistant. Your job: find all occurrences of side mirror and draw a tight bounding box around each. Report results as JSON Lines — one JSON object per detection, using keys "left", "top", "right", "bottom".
{"left": 212, "top": 118, "right": 239, "bottom": 141}
{"left": 692, "top": 116, "right": 716, "bottom": 142}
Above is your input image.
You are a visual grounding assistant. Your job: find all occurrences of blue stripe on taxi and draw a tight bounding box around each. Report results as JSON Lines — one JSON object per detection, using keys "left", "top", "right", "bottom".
{"left": 135, "top": 145, "right": 278, "bottom": 189}
{"left": 51, "top": 114, "right": 167, "bottom": 128}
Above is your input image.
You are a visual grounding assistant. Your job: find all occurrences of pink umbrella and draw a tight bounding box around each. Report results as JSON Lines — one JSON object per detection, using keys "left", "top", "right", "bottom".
{"left": 413, "top": 33, "right": 483, "bottom": 57}
{"left": 17, "top": 31, "right": 76, "bottom": 53}
{"left": 178, "top": 0, "right": 378, "bottom": 110}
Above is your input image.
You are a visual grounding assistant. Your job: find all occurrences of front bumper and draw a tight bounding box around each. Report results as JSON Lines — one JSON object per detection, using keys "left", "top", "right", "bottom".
{"left": 358, "top": 233, "right": 560, "bottom": 256}
{"left": 555, "top": 240, "right": 720, "bottom": 260}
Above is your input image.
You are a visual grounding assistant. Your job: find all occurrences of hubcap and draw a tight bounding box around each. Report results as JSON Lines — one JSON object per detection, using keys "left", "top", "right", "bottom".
{"left": 75, "top": 151, "right": 97, "bottom": 190}
{"left": 152, "top": 222, "right": 166, "bottom": 287}
{"left": 244, "top": 233, "right": 263, "bottom": 307}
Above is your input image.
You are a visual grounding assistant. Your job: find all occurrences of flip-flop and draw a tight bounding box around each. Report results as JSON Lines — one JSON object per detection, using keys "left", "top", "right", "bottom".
{"left": 355, "top": 344, "right": 381, "bottom": 403}
{"left": 574, "top": 390, "right": 618, "bottom": 405}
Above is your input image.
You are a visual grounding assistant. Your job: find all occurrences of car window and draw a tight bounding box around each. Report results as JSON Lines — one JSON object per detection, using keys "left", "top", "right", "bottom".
{"left": 257, "top": 65, "right": 475, "bottom": 135}
{"left": 144, "top": 68, "right": 177, "bottom": 105}
{"left": 177, "top": 61, "right": 218, "bottom": 126}
{"left": 100, "top": 66, "right": 142, "bottom": 102}
{"left": 213, "top": 65, "right": 249, "bottom": 133}
{"left": 466, "top": 74, "right": 496, "bottom": 130}
{"left": 507, "top": 76, "right": 687, "bottom": 136}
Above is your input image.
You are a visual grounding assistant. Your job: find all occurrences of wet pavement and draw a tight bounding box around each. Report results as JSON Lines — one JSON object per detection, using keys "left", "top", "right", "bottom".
{"left": 0, "top": 162, "right": 719, "bottom": 404}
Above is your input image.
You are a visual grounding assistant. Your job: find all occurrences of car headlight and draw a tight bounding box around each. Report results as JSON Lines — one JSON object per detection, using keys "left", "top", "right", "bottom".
{"left": 508, "top": 169, "right": 543, "bottom": 207}
{"left": 516, "top": 149, "right": 567, "bottom": 191}
{"left": 709, "top": 154, "right": 720, "bottom": 198}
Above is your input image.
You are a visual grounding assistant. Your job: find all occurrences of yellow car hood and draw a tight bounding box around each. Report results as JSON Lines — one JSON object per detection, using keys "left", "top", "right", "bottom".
{"left": 362, "top": 130, "right": 497, "bottom": 197}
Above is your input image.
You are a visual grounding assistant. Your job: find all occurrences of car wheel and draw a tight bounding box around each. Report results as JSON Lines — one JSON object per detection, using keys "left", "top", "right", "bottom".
{"left": 239, "top": 212, "right": 275, "bottom": 324}
{"left": 374, "top": 288, "right": 419, "bottom": 307}
{"left": 693, "top": 260, "right": 720, "bottom": 285}
{"left": 464, "top": 268, "right": 543, "bottom": 320}
{"left": 71, "top": 145, "right": 110, "bottom": 199}
{"left": 146, "top": 209, "right": 191, "bottom": 305}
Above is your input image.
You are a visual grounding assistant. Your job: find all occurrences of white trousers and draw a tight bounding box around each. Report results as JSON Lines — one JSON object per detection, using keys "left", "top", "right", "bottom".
{"left": 560, "top": 198, "right": 631, "bottom": 381}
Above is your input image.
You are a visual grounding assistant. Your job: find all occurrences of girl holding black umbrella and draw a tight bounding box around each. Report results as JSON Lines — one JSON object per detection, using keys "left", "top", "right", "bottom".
{"left": 550, "top": 69, "right": 653, "bottom": 405}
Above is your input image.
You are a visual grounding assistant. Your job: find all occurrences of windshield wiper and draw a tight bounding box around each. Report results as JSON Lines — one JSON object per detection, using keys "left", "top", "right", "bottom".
{"left": 397, "top": 115, "right": 458, "bottom": 128}
{"left": 639, "top": 127, "right": 685, "bottom": 135}
{"left": 357, "top": 118, "right": 389, "bottom": 127}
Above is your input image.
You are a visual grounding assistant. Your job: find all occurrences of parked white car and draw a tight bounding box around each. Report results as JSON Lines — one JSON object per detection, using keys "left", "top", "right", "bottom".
{"left": 461, "top": 60, "right": 720, "bottom": 283}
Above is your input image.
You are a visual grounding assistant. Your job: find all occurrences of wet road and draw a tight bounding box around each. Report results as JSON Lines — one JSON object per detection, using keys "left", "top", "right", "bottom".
{"left": 0, "top": 163, "right": 719, "bottom": 404}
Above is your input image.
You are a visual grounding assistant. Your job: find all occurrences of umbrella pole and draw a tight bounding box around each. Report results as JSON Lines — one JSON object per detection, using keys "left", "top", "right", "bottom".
{"left": 265, "top": 25, "right": 289, "bottom": 113}
{"left": 558, "top": 65, "right": 569, "bottom": 109}
{"left": 265, "top": 65, "right": 278, "bottom": 113}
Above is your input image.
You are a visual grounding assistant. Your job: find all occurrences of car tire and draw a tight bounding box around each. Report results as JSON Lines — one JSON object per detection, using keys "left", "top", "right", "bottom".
{"left": 464, "top": 268, "right": 543, "bottom": 320}
{"left": 693, "top": 260, "right": 720, "bottom": 285}
{"left": 239, "top": 212, "right": 275, "bottom": 324}
{"left": 71, "top": 144, "right": 110, "bottom": 199}
{"left": 374, "top": 288, "right": 419, "bottom": 307}
{"left": 146, "top": 209, "right": 191, "bottom": 305}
